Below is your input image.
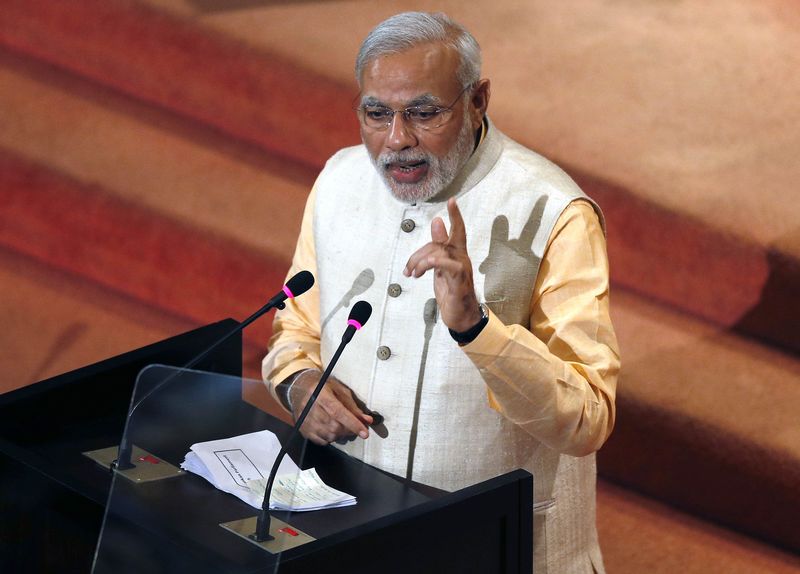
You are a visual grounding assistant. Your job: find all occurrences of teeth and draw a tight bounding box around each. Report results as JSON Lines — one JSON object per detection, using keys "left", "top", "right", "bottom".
{"left": 395, "top": 162, "right": 423, "bottom": 172}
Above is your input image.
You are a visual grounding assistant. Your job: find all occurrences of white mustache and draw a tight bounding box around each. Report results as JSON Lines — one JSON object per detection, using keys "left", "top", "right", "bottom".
{"left": 379, "top": 151, "right": 431, "bottom": 167}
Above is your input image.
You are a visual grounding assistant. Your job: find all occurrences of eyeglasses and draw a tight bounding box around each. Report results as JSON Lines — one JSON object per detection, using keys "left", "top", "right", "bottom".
{"left": 356, "top": 84, "right": 472, "bottom": 131}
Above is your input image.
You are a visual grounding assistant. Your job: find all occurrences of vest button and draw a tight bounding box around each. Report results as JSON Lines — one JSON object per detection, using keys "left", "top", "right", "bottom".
{"left": 376, "top": 346, "right": 392, "bottom": 360}
{"left": 387, "top": 283, "right": 402, "bottom": 298}
{"left": 400, "top": 219, "right": 416, "bottom": 233}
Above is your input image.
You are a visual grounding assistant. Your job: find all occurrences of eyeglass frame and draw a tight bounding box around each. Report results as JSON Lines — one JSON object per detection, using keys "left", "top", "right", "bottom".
{"left": 354, "top": 83, "right": 475, "bottom": 132}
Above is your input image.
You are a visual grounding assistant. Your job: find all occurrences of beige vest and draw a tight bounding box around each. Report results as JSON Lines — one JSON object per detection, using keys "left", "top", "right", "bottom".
{"left": 312, "top": 121, "right": 604, "bottom": 573}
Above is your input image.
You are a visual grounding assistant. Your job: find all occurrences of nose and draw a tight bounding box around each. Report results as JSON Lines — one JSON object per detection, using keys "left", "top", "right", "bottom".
{"left": 385, "top": 112, "right": 418, "bottom": 151}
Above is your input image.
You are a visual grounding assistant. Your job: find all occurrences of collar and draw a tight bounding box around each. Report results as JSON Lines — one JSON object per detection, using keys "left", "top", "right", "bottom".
{"left": 425, "top": 115, "right": 503, "bottom": 204}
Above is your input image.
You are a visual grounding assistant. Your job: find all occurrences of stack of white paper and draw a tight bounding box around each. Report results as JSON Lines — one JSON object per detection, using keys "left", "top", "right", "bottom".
{"left": 180, "top": 429, "right": 355, "bottom": 512}
{"left": 248, "top": 468, "right": 356, "bottom": 511}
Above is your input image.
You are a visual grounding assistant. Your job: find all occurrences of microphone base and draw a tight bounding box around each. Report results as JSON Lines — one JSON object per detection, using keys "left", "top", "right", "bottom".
{"left": 83, "top": 445, "right": 185, "bottom": 483}
{"left": 220, "top": 516, "right": 315, "bottom": 553}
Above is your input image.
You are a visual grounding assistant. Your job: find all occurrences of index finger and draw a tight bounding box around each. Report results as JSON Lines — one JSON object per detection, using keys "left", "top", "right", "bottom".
{"left": 446, "top": 197, "right": 468, "bottom": 249}
{"left": 336, "top": 388, "right": 374, "bottom": 427}
{"left": 320, "top": 390, "right": 370, "bottom": 439}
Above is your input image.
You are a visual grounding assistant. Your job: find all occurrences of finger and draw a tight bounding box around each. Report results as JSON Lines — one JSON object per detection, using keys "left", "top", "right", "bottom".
{"left": 299, "top": 417, "right": 329, "bottom": 444}
{"left": 324, "top": 397, "right": 370, "bottom": 439}
{"left": 317, "top": 387, "right": 370, "bottom": 439}
{"left": 300, "top": 384, "right": 337, "bottom": 420}
{"left": 424, "top": 255, "right": 468, "bottom": 278}
{"left": 446, "top": 198, "right": 468, "bottom": 249}
{"left": 430, "top": 216, "right": 449, "bottom": 243}
{"left": 405, "top": 245, "right": 452, "bottom": 278}
{"left": 404, "top": 242, "right": 442, "bottom": 277}
{"left": 334, "top": 387, "right": 374, "bottom": 427}
{"left": 298, "top": 387, "right": 341, "bottom": 432}
{"left": 304, "top": 430, "right": 330, "bottom": 446}
{"left": 296, "top": 375, "right": 365, "bottom": 444}
{"left": 301, "top": 414, "right": 341, "bottom": 445}
{"left": 298, "top": 408, "right": 329, "bottom": 436}
{"left": 323, "top": 418, "right": 348, "bottom": 440}
{"left": 408, "top": 247, "right": 467, "bottom": 279}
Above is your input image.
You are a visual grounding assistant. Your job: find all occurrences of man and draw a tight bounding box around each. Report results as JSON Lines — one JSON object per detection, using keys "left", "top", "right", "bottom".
{"left": 263, "top": 12, "right": 619, "bottom": 573}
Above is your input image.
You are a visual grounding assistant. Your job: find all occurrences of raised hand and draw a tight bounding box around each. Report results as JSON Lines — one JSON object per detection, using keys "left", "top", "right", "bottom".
{"left": 403, "top": 198, "right": 482, "bottom": 333}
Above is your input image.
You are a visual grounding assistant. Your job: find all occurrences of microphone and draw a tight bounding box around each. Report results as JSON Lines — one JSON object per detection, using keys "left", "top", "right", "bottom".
{"left": 251, "top": 301, "right": 372, "bottom": 543}
{"left": 342, "top": 300, "right": 372, "bottom": 344}
{"left": 114, "top": 270, "right": 315, "bottom": 471}
{"left": 263, "top": 270, "right": 315, "bottom": 317}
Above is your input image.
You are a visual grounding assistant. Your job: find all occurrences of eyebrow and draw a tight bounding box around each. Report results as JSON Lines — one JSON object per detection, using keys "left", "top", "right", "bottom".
{"left": 360, "top": 93, "right": 442, "bottom": 108}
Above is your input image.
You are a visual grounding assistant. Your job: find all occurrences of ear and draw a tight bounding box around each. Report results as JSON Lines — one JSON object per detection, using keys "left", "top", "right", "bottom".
{"left": 469, "top": 79, "right": 491, "bottom": 130}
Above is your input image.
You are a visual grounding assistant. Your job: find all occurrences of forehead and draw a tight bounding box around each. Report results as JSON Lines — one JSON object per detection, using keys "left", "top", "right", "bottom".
{"left": 360, "top": 42, "right": 461, "bottom": 105}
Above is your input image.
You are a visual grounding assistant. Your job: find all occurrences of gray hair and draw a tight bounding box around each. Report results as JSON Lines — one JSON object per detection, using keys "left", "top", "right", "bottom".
{"left": 355, "top": 12, "right": 481, "bottom": 89}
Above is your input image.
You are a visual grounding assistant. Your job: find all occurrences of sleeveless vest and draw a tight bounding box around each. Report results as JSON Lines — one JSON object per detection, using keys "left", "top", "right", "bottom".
{"left": 312, "top": 121, "right": 604, "bottom": 573}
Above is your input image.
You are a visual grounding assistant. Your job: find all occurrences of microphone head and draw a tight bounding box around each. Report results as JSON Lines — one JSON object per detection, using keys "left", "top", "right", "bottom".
{"left": 347, "top": 300, "right": 372, "bottom": 329}
{"left": 284, "top": 270, "right": 315, "bottom": 298}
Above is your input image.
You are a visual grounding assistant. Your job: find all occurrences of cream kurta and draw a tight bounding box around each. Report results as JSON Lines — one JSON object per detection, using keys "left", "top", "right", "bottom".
{"left": 263, "top": 121, "right": 619, "bottom": 573}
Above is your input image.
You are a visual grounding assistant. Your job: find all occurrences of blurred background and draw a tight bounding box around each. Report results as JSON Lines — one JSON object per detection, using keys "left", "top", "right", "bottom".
{"left": 1, "top": 1, "right": 799, "bottom": 571}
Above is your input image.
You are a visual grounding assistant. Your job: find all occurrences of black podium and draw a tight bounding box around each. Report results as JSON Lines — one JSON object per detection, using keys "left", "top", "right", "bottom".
{"left": 0, "top": 321, "right": 532, "bottom": 573}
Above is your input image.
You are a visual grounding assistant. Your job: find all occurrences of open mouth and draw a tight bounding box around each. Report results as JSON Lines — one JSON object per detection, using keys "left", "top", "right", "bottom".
{"left": 392, "top": 160, "right": 426, "bottom": 172}
{"left": 386, "top": 159, "right": 429, "bottom": 183}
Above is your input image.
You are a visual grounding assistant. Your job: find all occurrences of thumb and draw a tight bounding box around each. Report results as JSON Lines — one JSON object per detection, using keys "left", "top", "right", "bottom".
{"left": 431, "top": 216, "right": 449, "bottom": 243}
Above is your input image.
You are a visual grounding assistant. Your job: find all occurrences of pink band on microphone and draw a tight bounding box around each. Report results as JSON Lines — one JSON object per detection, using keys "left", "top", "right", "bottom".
{"left": 347, "top": 319, "right": 363, "bottom": 330}
{"left": 282, "top": 285, "right": 295, "bottom": 299}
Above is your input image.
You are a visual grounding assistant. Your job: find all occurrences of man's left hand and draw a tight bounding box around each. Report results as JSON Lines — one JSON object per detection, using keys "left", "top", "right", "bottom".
{"left": 404, "top": 198, "right": 482, "bottom": 332}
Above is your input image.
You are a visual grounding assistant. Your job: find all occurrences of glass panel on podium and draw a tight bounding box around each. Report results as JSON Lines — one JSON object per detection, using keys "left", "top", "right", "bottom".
{"left": 91, "top": 365, "right": 310, "bottom": 574}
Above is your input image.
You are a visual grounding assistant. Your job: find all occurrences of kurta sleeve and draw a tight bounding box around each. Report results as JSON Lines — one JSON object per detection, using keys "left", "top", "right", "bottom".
{"left": 463, "top": 200, "right": 620, "bottom": 456}
{"left": 262, "top": 186, "right": 323, "bottom": 402}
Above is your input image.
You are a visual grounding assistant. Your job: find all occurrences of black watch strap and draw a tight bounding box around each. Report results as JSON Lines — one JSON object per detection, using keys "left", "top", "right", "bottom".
{"left": 448, "top": 304, "right": 489, "bottom": 345}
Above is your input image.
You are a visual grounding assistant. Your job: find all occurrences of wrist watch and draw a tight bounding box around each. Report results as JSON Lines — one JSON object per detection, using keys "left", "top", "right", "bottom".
{"left": 448, "top": 304, "right": 489, "bottom": 345}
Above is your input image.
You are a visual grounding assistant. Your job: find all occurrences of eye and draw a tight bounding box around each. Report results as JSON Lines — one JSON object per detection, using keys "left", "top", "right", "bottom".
{"left": 363, "top": 107, "right": 393, "bottom": 121}
{"left": 406, "top": 106, "right": 442, "bottom": 122}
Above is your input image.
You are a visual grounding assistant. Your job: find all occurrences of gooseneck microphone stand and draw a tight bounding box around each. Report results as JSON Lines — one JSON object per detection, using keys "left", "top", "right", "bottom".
{"left": 114, "top": 271, "right": 315, "bottom": 471}
{"left": 251, "top": 300, "right": 372, "bottom": 542}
